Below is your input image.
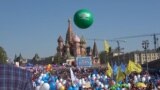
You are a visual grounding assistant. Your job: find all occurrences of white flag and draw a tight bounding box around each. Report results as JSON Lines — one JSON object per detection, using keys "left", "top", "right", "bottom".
{"left": 70, "top": 68, "right": 77, "bottom": 83}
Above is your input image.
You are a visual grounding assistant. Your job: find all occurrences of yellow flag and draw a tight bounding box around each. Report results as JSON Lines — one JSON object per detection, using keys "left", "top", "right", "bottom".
{"left": 104, "top": 40, "right": 110, "bottom": 53}
{"left": 116, "top": 66, "right": 125, "bottom": 82}
{"left": 106, "top": 62, "right": 113, "bottom": 77}
{"left": 125, "top": 60, "right": 142, "bottom": 75}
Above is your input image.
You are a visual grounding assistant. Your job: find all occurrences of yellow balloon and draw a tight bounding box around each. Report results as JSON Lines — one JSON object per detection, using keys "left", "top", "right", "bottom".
{"left": 59, "top": 85, "right": 65, "bottom": 90}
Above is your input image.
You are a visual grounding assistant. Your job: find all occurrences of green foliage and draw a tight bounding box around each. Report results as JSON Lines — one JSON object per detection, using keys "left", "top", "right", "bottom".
{"left": 32, "top": 53, "right": 40, "bottom": 64}
{"left": 99, "top": 50, "right": 111, "bottom": 64}
{"left": 0, "top": 46, "right": 7, "bottom": 64}
{"left": 43, "top": 56, "right": 53, "bottom": 64}
{"left": 99, "top": 51, "right": 107, "bottom": 64}
{"left": 157, "top": 47, "right": 160, "bottom": 52}
{"left": 53, "top": 53, "right": 64, "bottom": 65}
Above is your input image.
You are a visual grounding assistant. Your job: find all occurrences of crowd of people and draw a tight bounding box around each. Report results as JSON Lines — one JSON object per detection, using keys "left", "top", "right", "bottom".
{"left": 28, "top": 64, "right": 160, "bottom": 90}
{"left": 1, "top": 62, "right": 160, "bottom": 90}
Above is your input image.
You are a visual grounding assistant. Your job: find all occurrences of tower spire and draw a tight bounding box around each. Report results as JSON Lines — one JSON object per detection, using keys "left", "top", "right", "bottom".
{"left": 65, "top": 18, "right": 74, "bottom": 44}
{"left": 92, "top": 41, "right": 98, "bottom": 58}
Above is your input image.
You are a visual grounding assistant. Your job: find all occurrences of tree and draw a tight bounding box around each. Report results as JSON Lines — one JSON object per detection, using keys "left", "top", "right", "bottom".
{"left": 157, "top": 47, "right": 160, "bottom": 52}
{"left": 99, "top": 51, "right": 107, "bottom": 64}
{"left": 99, "top": 50, "right": 112, "bottom": 64}
{"left": 14, "top": 54, "right": 17, "bottom": 62}
{"left": 53, "top": 53, "right": 63, "bottom": 65}
{"left": 32, "top": 53, "right": 40, "bottom": 64}
{"left": 0, "top": 46, "right": 7, "bottom": 64}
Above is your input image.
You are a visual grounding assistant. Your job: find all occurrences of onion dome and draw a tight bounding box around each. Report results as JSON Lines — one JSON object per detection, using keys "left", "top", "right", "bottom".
{"left": 80, "top": 36, "right": 86, "bottom": 44}
{"left": 74, "top": 35, "right": 80, "bottom": 43}
{"left": 57, "top": 35, "right": 63, "bottom": 42}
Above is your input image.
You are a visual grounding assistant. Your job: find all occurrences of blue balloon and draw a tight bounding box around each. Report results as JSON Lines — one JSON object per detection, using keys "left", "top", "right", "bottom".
{"left": 116, "top": 87, "right": 121, "bottom": 90}
{"left": 73, "top": 86, "right": 79, "bottom": 90}
{"left": 49, "top": 82, "right": 56, "bottom": 90}
{"left": 49, "top": 76, "right": 55, "bottom": 82}
{"left": 68, "top": 86, "right": 73, "bottom": 90}
{"left": 95, "top": 87, "right": 101, "bottom": 90}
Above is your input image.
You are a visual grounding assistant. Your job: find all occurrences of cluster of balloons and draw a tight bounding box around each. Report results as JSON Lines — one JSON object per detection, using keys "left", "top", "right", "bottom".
{"left": 74, "top": 9, "right": 94, "bottom": 29}
{"left": 32, "top": 70, "right": 152, "bottom": 90}
{"left": 133, "top": 74, "right": 151, "bottom": 83}
{"left": 109, "top": 83, "right": 130, "bottom": 90}
{"left": 33, "top": 73, "right": 66, "bottom": 90}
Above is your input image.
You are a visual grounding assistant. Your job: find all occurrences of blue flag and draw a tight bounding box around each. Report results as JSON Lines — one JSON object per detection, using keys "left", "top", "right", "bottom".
{"left": 120, "top": 62, "right": 126, "bottom": 72}
{"left": 113, "top": 62, "right": 118, "bottom": 75}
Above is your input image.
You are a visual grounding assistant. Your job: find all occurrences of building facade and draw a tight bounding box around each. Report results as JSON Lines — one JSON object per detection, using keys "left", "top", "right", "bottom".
{"left": 110, "top": 50, "right": 160, "bottom": 65}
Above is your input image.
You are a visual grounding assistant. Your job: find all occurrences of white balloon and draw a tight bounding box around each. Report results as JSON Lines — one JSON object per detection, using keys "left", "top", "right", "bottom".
{"left": 43, "top": 74, "right": 46, "bottom": 78}
{"left": 35, "top": 86, "right": 41, "bottom": 90}
{"left": 134, "top": 78, "right": 138, "bottom": 83}
{"left": 104, "top": 76, "right": 107, "bottom": 79}
{"left": 147, "top": 76, "right": 151, "bottom": 81}
{"left": 101, "top": 83, "right": 104, "bottom": 88}
{"left": 100, "top": 76, "right": 103, "bottom": 79}
{"left": 40, "top": 73, "right": 44, "bottom": 77}
{"left": 39, "top": 81, "right": 44, "bottom": 85}
{"left": 60, "top": 78, "right": 63, "bottom": 82}
{"left": 128, "top": 83, "right": 131, "bottom": 88}
{"left": 134, "top": 75, "right": 137, "bottom": 80}
{"left": 104, "top": 85, "right": 108, "bottom": 89}
{"left": 88, "top": 75, "right": 91, "bottom": 79}
{"left": 82, "top": 79, "right": 85, "bottom": 85}
{"left": 57, "top": 82, "right": 62, "bottom": 89}
{"left": 37, "top": 79, "right": 41, "bottom": 83}
{"left": 97, "top": 75, "right": 100, "bottom": 79}
{"left": 62, "top": 80, "right": 66, "bottom": 85}
{"left": 138, "top": 74, "right": 141, "bottom": 78}
{"left": 142, "top": 77, "right": 146, "bottom": 82}
{"left": 56, "top": 79, "right": 59, "bottom": 83}
{"left": 39, "top": 76, "right": 43, "bottom": 80}
{"left": 33, "top": 82, "right": 37, "bottom": 87}
{"left": 92, "top": 74, "right": 95, "bottom": 77}
{"left": 39, "top": 83, "right": 50, "bottom": 90}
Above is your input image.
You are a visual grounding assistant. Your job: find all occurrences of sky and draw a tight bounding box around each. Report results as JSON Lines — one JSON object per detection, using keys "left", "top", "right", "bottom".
{"left": 0, "top": 0, "right": 160, "bottom": 59}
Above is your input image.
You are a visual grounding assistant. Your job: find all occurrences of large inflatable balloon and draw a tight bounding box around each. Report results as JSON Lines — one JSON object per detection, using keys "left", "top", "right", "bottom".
{"left": 74, "top": 9, "right": 94, "bottom": 29}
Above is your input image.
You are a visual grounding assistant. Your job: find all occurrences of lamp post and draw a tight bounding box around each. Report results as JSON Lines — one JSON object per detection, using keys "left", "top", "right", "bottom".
{"left": 142, "top": 40, "right": 149, "bottom": 72}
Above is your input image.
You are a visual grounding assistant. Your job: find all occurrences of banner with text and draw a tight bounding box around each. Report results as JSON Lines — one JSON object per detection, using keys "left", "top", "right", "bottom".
{"left": 76, "top": 56, "right": 92, "bottom": 67}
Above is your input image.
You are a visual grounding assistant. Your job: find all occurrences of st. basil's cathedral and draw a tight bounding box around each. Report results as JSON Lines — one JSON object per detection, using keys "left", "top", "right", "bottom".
{"left": 56, "top": 19, "right": 100, "bottom": 65}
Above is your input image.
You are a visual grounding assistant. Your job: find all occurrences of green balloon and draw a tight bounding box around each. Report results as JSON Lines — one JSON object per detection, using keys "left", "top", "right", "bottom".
{"left": 74, "top": 9, "right": 94, "bottom": 29}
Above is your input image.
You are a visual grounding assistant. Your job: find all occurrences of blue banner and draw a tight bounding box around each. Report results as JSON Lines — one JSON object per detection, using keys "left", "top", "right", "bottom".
{"left": 76, "top": 57, "right": 92, "bottom": 67}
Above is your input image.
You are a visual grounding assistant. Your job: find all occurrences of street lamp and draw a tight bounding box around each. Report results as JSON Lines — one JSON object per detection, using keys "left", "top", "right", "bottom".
{"left": 142, "top": 40, "right": 149, "bottom": 72}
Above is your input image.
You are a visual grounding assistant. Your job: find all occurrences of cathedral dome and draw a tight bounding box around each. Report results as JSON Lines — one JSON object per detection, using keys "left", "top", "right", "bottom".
{"left": 80, "top": 36, "right": 86, "bottom": 44}
{"left": 74, "top": 35, "right": 80, "bottom": 42}
{"left": 57, "top": 36, "right": 63, "bottom": 42}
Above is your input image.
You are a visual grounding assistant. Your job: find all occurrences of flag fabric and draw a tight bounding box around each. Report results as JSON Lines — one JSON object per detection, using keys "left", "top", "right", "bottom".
{"left": 113, "top": 62, "right": 118, "bottom": 75}
{"left": 125, "top": 60, "right": 142, "bottom": 75}
{"left": 116, "top": 66, "right": 125, "bottom": 82}
{"left": 120, "top": 62, "right": 126, "bottom": 72}
{"left": 104, "top": 40, "right": 110, "bottom": 53}
{"left": 106, "top": 62, "right": 113, "bottom": 77}
{"left": 70, "top": 68, "right": 77, "bottom": 83}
